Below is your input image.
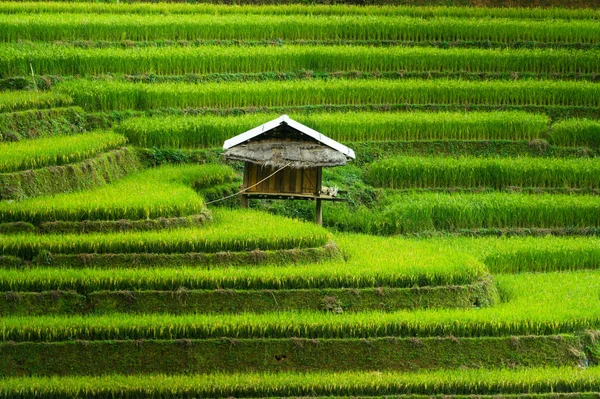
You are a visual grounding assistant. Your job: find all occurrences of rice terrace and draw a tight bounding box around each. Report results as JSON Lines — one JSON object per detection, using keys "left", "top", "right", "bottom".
{"left": 2, "top": 0, "right": 600, "bottom": 395}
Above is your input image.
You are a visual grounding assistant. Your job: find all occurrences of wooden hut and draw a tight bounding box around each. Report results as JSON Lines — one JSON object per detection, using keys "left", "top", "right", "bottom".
{"left": 223, "top": 115, "right": 355, "bottom": 224}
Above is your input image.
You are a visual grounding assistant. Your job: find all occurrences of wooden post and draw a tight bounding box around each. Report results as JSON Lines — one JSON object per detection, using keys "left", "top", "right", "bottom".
{"left": 241, "top": 194, "right": 249, "bottom": 209}
{"left": 315, "top": 198, "right": 323, "bottom": 225}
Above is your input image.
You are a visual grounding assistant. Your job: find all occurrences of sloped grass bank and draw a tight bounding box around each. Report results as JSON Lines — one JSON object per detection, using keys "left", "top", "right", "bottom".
{"left": 0, "top": 147, "right": 142, "bottom": 201}
{"left": 0, "top": 335, "right": 580, "bottom": 376}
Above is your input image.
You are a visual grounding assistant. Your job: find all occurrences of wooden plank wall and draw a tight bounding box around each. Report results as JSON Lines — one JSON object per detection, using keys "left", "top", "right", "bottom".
{"left": 244, "top": 163, "right": 320, "bottom": 195}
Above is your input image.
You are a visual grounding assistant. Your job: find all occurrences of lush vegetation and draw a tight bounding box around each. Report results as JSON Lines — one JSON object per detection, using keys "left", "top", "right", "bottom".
{"left": 3, "top": 45, "right": 599, "bottom": 77}
{"left": 325, "top": 192, "right": 600, "bottom": 234}
{"left": 2, "top": 0, "right": 600, "bottom": 391}
{"left": 0, "top": 131, "right": 125, "bottom": 173}
{"left": 366, "top": 156, "right": 600, "bottom": 190}
{"left": 2, "top": 2, "right": 599, "bottom": 20}
{"left": 2, "top": 14, "right": 598, "bottom": 43}
{"left": 1, "top": 271, "right": 599, "bottom": 341}
{"left": 59, "top": 79, "right": 600, "bottom": 112}
{"left": 0, "top": 234, "right": 485, "bottom": 291}
{"left": 0, "top": 208, "right": 330, "bottom": 259}
{"left": 550, "top": 118, "right": 600, "bottom": 148}
{"left": 118, "top": 111, "right": 549, "bottom": 148}
{"left": 0, "top": 90, "right": 71, "bottom": 113}
{"left": 0, "top": 165, "right": 234, "bottom": 224}
{"left": 3, "top": 367, "right": 600, "bottom": 398}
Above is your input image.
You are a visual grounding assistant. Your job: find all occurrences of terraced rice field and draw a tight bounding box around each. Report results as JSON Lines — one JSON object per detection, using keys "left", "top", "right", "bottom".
{"left": 1, "top": 0, "right": 600, "bottom": 396}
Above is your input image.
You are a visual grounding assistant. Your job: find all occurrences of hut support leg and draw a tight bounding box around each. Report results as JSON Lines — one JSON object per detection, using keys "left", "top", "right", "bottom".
{"left": 241, "top": 194, "right": 249, "bottom": 209}
{"left": 315, "top": 199, "right": 323, "bottom": 225}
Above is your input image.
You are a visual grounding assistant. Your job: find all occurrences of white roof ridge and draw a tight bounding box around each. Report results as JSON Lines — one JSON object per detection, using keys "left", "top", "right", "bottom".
{"left": 223, "top": 115, "right": 355, "bottom": 159}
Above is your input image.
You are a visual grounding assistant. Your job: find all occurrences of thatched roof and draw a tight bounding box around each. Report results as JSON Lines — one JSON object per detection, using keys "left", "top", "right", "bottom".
{"left": 222, "top": 115, "right": 355, "bottom": 168}
{"left": 224, "top": 139, "right": 348, "bottom": 168}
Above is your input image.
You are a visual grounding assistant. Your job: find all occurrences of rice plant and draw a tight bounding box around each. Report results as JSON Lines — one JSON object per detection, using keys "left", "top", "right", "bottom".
{"left": 1, "top": 270, "right": 599, "bottom": 341}
{"left": 1, "top": 366, "right": 599, "bottom": 398}
{"left": 2, "top": 2, "right": 598, "bottom": 20}
{"left": 325, "top": 192, "right": 600, "bottom": 235}
{"left": 1, "top": 14, "right": 598, "bottom": 43}
{"left": 0, "top": 90, "right": 72, "bottom": 113}
{"left": 0, "top": 234, "right": 485, "bottom": 291}
{"left": 550, "top": 119, "right": 600, "bottom": 148}
{"left": 0, "top": 208, "right": 330, "bottom": 260}
{"left": 2, "top": 44, "right": 598, "bottom": 78}
{"left": 0, "top": 131, "right": 126, "bottom": 173}
{"left": 439, "top": 235, "right": 600, "bottom": 273}
{"left": 0, "top": 164, "right": 237, "bottom": 225}
{"left": 117, "top": 111, "right": 549, "bottom": 149}
{"left": 366, "top": 156, "right": 600, "bottom": 190}
{"left": 58, "top": 79, "right": 600, "bottom": 112}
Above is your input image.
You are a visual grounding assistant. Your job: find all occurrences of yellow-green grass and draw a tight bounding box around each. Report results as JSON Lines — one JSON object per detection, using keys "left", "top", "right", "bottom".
{"left": 58, "top": 79, "right": 600, "bottom": 112}
{"left": 2, "top": 2, "right": 598, "bottom": 20}
{"left": 1, "top": 14, "right": 598, "bottom": 43}
{"left": 327, "top": 192, "right": 600, "bottom": 235}
{"left": 366, "top": 156, "right": 600, "bottom": 190}
{"left": 0, "top": 164, "right": 236, "bottom": 224}
{"left": 0, "top": 131, "right": 125, "bottom": 173}
{"left": 1, "top": 367, "right": 600, "bottom": 397}
{"left": 118, "top": 111, "right": 549, "bottom": 148}
{"left": 0, "top": 235, "right": 486, "bottom": 291}
{"left": 0, "top": 90, "right": 72, "bottom": 113}
{"left": 0, "top": 270, "right": 598, "bottom": 341}
{"left": 0, "top": 208, "right": 330, "bottom": 260}
{"left": 2, "top": 44, "right": 598, "bottom": 78}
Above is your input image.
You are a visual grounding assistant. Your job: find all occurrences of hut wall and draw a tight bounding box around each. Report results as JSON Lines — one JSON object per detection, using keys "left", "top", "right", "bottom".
{"left": 244, "top": 162, "right": 321, "bottom": 196}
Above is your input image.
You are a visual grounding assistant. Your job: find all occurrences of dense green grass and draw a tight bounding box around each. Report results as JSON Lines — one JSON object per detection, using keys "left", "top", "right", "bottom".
{"left": 0, "top": 131, "right": 125, "bottom": 173}
{"left": 366, "top": 156, "right": 600, "bottom": 190}
{"left": 2, "top": 2, "right": 599, "bottom": 20}
{"left": 326, "top": 192, "right": 600, "bottom": 234}
{"left": 0, "top": 208, "right": 330, "bottom": 260}
{"left": 1, "top": 271, "right": 598, "bottom": 341}
{"left": 2, "top": 14, "right": 598, "bottom": 43}
{"left": 2, "top": 367, "right": 600, "bottom": 398}
{"left": 0, "top": 234, "right": 486, "bottom": 291}
{"left": 0, "top": 164, "right": 237, "bottom": 224}
{"left": 438, "top": 235, "right": 600, "bottom": 273}
{"left": 3, "top": 44, "right": 598, "bottom": 78}
{"left": 0, "top": 90, "right": 72, "bottom": 113}
{"left": 550, "top": 118, "right": 600, "bottom": 148}
{"left": 118, "top": 111, "right": 549, "bottom": 148}
{"left": 58, "top": 79, "right": 600, "bottom": 112}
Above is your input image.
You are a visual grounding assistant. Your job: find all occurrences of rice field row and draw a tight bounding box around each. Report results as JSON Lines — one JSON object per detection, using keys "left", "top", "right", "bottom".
{"left": 550, "top": 119, "right": 600, "bottom": 148}
{"left": 57, "top": 79, "right": 600, "bottom": 112}
{"left": 0, "top": 208, "right": 330, "bottom": 260}
{"left": 366, "top": 156, "right": 600, "bottom": 190}
{"left": 1, "top": 367, "right": 599, "bottom": 398}
{"left": 440, "top": 235, "right": 600, "bottom": 273}
{"left": 326, "top": 192, "right": 600, "bottom": 235}
{"left": 2, "top": 2, "right": 598, "bottom": 20}
{"left": 118, "top": 111, "right": 549, "bottom": 149}
{"left": 1, "top": 271, "right": 598, "bottom": 341}
{"left": 0, "top": 131, "right": 125, "bottom": 173}
{"left": 0, "top": 165, "right": 236, "bottom": 224}
{"left": 2, "top": 14, "right": 598, "bottom": 44}
{"left": 3, "top": 45, "right": 599, "bottom": 78}
{"left": 0, "top": 90, "right": 71, "bottom": 113}
{"left": 0, "top": 234, "right": 485, "bottom": 290}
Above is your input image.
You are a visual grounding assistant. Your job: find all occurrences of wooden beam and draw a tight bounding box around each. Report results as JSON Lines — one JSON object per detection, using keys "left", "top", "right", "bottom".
{"left": 240, "top": 194, "right": 249, "bottom": 209}
{"left": 315, "top": 198, "right": 323, "bottom": 225}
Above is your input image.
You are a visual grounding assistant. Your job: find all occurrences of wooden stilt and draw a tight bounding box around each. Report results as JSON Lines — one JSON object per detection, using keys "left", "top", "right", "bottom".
{"left": 315, "top": 198, "right": 323, "bottom": 225}
{"left": 241, "top": 194, "right": 249, "bottom": 209}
